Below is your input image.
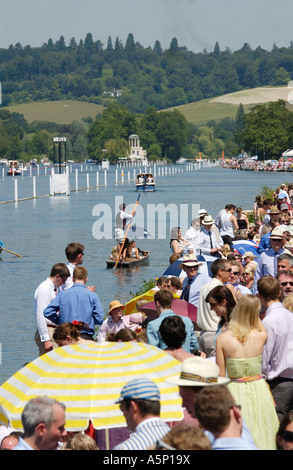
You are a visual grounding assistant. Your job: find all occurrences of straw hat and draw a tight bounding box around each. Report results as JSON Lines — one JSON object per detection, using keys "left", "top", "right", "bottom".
{"left": 269, "top": 206, "right": 280, "bottom": 214}
{"left": 198, "top": 209, "right": 208, "bottom": 217}
{"left": 167, "top": 356, "right": 230, "bottom": 387}
{"left": 202, "top": 215, "right": 214, "bottom": 225}
{"left": 242, "top": 251, "right": 256, "bottom": 260}
{"left": 109, "top": 300, "right": 125, "bottom": 314}
{"left": 270, "top": 227, "right": 284, "bottom": 239}
{"left": 178, "top": 254, "right": 203, "bottom": 269}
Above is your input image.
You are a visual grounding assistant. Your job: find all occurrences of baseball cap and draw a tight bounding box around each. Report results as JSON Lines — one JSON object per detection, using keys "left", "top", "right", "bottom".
{"left": 115, "top": 377, "right": 160, "bottom": 403}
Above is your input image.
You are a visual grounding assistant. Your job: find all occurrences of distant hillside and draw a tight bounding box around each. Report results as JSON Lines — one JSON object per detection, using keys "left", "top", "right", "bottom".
{"left": 1, "top": 35, "right": 293, "bottom": 114}
{"left": 4, "top": 100, "right": 104, "bottom": 124}
{"left": 165, "top": 86, "right": 293, "bottom": 124}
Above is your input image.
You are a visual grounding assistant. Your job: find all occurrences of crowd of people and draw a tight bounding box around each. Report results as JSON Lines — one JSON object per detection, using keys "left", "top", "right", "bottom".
{"left": 1, "top": 186, "right": 293, "bottom": 451}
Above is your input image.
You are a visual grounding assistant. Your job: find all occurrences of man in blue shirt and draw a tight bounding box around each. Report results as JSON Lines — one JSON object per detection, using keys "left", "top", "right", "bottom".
{"left": 147, "top": 289, "right": 199, "bottom": 353}
{"left": 44, "top": 266, "right": 104, "bottom": 339}
{"left": 253, "top": 227, "right": 285, "bottom": 293}
{"left": 180, "top": 254, "right": 211, "bottom": 307}
{"left": 194, "top": 385, "right": 259, "bottom": 450}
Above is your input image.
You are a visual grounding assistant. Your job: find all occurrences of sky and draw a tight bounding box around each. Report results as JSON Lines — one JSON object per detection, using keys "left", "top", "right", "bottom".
{"left": 0, "top": 0, "right": 293, "bottom": 53}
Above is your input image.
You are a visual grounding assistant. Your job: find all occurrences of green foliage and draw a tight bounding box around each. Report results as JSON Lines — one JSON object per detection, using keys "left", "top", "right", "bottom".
{"left": 2, "top": 32, "right": 293, "bottom": 114}
{"left": 260, "top": 185, "right": 275, "bottom": 200}
{"left": 129, "top": 278, "right": 156, "bottom": 298}
{"left": 240, "top": 100, "right": 293, "bottom": 158}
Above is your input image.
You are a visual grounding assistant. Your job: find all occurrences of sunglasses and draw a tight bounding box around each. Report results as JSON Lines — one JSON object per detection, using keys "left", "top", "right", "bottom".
{"left": 280, "top": 281, "right": 293, "bottom": 287}
{"left": 280, "top": 430, "right": 293, "bottom": 442}
{"left": 231, "top": 272, "right": 240, "bottom": 275}
{"left": 222, "top": 268, "right": 232, "bottom": 272}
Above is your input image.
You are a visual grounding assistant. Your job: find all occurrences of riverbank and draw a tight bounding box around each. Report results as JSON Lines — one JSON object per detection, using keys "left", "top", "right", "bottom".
{"left": 0, "top": 164, "right": 291, "bottom": 385}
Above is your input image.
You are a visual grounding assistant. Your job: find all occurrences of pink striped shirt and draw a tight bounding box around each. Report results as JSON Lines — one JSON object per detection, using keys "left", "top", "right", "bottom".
{"left": 262, "top": 302, "right": 293, "bottom": 381}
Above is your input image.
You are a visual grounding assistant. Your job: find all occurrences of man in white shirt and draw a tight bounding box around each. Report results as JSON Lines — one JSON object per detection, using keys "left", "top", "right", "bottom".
{"left": 115, "top": 203, "right": 135, "bottom": 253}
{"left": 184, "top": 217, "right": 201, "bottom": 254}
{"left": 61, "top": 242, "right": 85, "bottom": 290}
{"left": 198, "top": 215, "right": 223, "bottom": 257}
{"left": 34, "top": 263, "right": 70, "bottom": 355}
{"left": 197, "top": 258, "right": 233, "bottom": 357}
{"left": 258, "top": 275, "right": 293, "bottom": 420}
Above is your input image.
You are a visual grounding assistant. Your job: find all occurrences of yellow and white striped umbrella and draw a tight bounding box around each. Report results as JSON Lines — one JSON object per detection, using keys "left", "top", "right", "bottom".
{"left": 0, "top": 342, "right": 183, "bottom": 432}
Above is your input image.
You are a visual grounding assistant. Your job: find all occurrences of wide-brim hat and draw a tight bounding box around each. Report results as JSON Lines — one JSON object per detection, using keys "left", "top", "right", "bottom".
{"left": 270, "top": 227, "right": 284, "bottom": 239}
{"left": 242, "top": 251, "right": 256, "bottom": 259}
{"left": 178, "top": 254, "right": 203, "bottom": 269}
{"left": 167, "top": 356, "right": 230, "bottom": 387}
{"left": 202, "top": 215, "right": 214, "bottom": 225}
{"left": 198, "top": 209, "right": 208, "bottom": 217}
{"left": 269, "top": 206, "right": 280, "bottom": 214}
{"left": 109, "top": 300, "right": 126, "bottom": 314}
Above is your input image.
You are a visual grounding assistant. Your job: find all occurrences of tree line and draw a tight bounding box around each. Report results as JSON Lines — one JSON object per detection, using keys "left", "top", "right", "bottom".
{"left": 1, "top": 100, "right": 293, "bottom": 162}
{"left": 1, "top": 33, "right": 293, "bottom": 112}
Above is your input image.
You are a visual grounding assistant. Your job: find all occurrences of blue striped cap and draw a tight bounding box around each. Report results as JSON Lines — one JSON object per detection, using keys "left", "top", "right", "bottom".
{"left": 115, "top": 378, "right": 160, "bottom": 403}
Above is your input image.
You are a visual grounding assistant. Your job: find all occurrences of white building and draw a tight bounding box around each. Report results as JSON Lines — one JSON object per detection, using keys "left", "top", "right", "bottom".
{"left": 128, "top": 134, "right": 148, "bottom": 162}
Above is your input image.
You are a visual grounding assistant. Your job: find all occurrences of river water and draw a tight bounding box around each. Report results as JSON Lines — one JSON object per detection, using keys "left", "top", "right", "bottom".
{"left": 0, "top": 163, "right": 291, "bottom": 384}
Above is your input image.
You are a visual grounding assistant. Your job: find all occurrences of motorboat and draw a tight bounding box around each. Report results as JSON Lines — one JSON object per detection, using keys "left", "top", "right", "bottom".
{"left": 136, "top": 173, "right": 155, "bottom": 192}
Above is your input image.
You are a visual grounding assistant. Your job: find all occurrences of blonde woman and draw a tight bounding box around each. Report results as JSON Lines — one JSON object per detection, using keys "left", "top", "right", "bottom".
{"left": 216, "top": 295, "right": 279, "bottom": 450}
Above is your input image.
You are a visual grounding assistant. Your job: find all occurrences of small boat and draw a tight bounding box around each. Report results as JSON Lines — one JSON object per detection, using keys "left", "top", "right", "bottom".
{"left": 136, "top": 173, "right": 155, "bottom": 192}
{"left": 7, "top": 160, "right": 22, "bottom": 176}
{"left": 176, "top": 157, "right": 187, "bottom": 165}
{"left": 106, "top": 251, "right": 150, "bottom": 268}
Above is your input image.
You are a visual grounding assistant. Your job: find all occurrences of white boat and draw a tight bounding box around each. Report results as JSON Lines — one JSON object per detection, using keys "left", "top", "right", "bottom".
{"left": 136, "top": 173, "right": 156, "bottom": 192}
{"left": 176, "top": 157, "right": 187, "bottom": 165}
{"left": 0, "top": 158, "right": 8, "bottom": 165}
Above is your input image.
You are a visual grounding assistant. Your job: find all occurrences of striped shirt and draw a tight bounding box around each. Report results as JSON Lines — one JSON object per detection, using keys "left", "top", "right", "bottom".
{"left": 253, "top": 247, "right": 284, "bottom": 293}
{"left": 262, "top": 302, "right": 293, "bottom": 381}
{"left": 114, "top": 417, "right": 170, "bottom": 450}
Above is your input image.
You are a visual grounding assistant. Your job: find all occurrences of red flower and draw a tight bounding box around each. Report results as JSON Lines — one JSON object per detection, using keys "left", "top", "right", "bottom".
{"left": 72, "top": 320, "right": 79, "bottom": 326}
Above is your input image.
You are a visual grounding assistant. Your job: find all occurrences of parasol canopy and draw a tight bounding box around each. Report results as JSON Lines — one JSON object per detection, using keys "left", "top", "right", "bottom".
{"left": 139, "top": 298, "right": 197, "bottom": 322}
{"left": 0, "top": 342, "right": 182, "bottom": 432}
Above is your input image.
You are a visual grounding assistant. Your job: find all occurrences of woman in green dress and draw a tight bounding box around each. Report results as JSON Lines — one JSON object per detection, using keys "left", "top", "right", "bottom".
{"left": 216, "top": 294, "right": 279, "bottom": 450}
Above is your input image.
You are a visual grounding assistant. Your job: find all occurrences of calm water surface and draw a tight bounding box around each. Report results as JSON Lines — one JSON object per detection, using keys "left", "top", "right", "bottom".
{"left": 0, "top": 164, "right": 292, "bottom": 384}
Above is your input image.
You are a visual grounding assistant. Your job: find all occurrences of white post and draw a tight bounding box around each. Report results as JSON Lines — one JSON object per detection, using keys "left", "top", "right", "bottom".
{"left": 86, "top": 173, "right": 90, "bottom": 189}
{"left": 96, "top": 171, "right": 99, "bottom": 187}
{"left": 37, "top": 164, "right": 40, "bottom": 175}
{"left": 75, "top": 169, "right": 78, "bottom": 191}
{"left": 128, "top": 171, "right": 130, "bottom": 182}
{"left": 121, "top": 170, "right": 124, "bottom": 184}
{"left": 14, "top": 179, "right": 18, "bottom": 201}
{"left": 115, "top": 169, "right": 118, "bottom": 184}
{"left": 45, "top": 166, "right": 47, "bottom": 175}
{"left": 30, "top": 166, "right": 32, "bottom": 177}
{"left": 133, "top": 169, "right": 136, "bottom": 181}
{"left": 33, "top": 176, "right": 36, "bottom": 198}
{"left": 104, "top": 170, "right": 107, "bottom": 186}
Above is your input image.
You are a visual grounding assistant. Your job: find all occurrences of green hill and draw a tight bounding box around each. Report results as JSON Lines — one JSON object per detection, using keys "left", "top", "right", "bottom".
{"left": 4, "top": 100, "right": 104, "bottom": 124}
{"left": 165, "top": 86, "right": 292, "bottom": 124}
{"left": 3, "top": 86, "right": 293, "bottom": 126}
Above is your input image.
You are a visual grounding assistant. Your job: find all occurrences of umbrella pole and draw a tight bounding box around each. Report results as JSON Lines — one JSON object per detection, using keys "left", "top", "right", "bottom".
{"left": 113, "top": 194, "right": 141, "bottom": 269}
{"left": 105, "top": 428, "right": 110, "bottom": 450}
